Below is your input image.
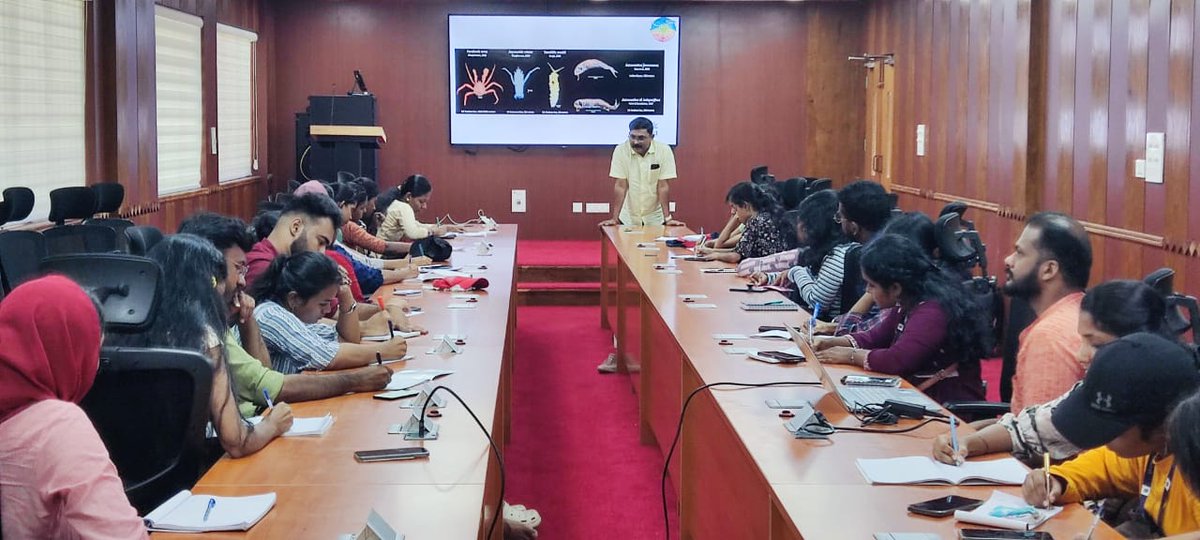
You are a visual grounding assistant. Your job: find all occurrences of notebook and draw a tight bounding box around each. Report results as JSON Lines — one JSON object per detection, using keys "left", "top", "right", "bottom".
{"left": 387, "top": 368, "right": 455, "bottom": 390}
{"left": 954, "top": 490, "right": 1063, "bottom": 530}
{"left": 855, "top": 456, "right": 1028, "bottom": 485}
{"left": 740, "top": 299, "right": 800, "bottom": 312}
{"left": 143, "top": 490, "right": 275, "bottom": 532}
{"left": 248, "top": 413, "right": 335, "bottom": 437}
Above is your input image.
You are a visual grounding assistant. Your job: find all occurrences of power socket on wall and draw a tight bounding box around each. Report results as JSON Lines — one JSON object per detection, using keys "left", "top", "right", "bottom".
{"left": 511, "top": 190, "right": 527, "bottom": 213}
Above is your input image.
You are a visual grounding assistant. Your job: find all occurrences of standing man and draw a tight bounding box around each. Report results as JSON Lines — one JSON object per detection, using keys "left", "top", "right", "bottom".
{"left": 598, "top": 117, "right": 685, "bottom": 228}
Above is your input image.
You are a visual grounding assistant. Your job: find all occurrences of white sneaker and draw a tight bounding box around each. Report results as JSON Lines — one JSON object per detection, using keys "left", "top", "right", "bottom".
{"left": 597, "top": 353, "right": 618, "bottom": 374}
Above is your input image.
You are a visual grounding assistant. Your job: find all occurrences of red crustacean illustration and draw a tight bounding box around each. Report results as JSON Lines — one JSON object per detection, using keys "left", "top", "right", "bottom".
{"left": 457, "top": 64, "right": 504, "bottom": 106}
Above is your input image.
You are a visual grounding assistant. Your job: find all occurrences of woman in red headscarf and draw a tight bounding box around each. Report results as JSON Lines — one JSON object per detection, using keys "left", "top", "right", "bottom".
{"left": 0, "top": 276, "right": 148, "bottom": 539}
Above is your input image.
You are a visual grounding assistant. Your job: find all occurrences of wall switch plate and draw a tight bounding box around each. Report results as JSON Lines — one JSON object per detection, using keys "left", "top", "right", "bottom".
{"left": 1135, "top": 159, "right": 1147, "bottom": 179}
{"left": 669, "top": 202, "right": 676, "bottom": 212}
{"left": 585, "top": 202, "right": 610, "bottom": 214}
{"left": 916, "top": 124, "right": 927, "bottom": 157}
{"left": 1145, "top": 132, "right": 1165, "bottom": 184}
{"left": 511, "top": 189, "right": 527, "bottom": 213}
{"left": 572, "top": 202, "right": 583, "bottom": 213}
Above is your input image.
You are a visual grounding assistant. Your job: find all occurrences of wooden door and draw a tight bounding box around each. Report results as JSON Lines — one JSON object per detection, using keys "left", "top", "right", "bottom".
{"left": 863, "top": 58, "right": 895, "bottom": 189}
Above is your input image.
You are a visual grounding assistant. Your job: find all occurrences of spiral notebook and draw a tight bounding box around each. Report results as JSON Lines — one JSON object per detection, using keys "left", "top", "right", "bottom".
{"left": 143, "top": 490, "right": 275, "bottom": 532}
{"left": 739, "top": 299, "right": 800, "bottom": 312}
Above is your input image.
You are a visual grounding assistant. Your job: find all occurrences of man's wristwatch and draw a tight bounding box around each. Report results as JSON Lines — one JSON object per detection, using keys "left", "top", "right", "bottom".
{"left": 340, "top": 301, "right": 359, "bottom": 315}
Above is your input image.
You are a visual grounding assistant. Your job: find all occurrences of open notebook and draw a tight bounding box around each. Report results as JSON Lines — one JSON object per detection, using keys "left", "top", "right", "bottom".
{"left": 954, "top": 490, "right": 1063, "bottom": 530}
{"left": 856, "top": 456, "right": 1028, "bottom": 485}
{"left": 143, "top": 490, "right": 275, "bottom": 532}
{"left": 248, "top": 413, "right": 335, "bottom": 437}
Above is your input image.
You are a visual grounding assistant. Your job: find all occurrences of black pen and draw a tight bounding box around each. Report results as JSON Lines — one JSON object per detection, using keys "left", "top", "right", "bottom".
{"left": 376, "top": 351, "right": 383, "bottom": 366}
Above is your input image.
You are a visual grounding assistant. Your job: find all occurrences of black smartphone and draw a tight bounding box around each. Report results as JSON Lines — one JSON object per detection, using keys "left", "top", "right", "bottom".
{"left": 757, "top": 325, "right": 789, "bottom": 332}
{"left": 758, "top": 350, "right": 805, "bottom": 363}
{"left": 906, "top": 495, "right": 983, "bottom": 517}
{"left": 353, "top": 447, "right": 431, "bottom": 463}
{"left": 729, "top": 287, "right": 769, "bottom": 293}
{"left": 959, "top": 529, "right": 1052, "bottom": 540}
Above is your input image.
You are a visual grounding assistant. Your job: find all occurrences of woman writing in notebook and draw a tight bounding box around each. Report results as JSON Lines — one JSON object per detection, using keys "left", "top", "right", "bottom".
{"left": 0, "top": 276, "right": 149, "bottom": 539}
{"left": 377, "top": 174, "right": 463, "bottom": 243}
{"left": 697, "top": 181, "right": 789, "bottom": 264}
{"left": 811, "top": 234, "right": 989, "bottom": 403}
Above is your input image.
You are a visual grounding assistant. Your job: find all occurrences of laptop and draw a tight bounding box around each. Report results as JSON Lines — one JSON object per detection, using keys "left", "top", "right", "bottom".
{"left": 787, "top": 325, "right": 940, "bottom": 413}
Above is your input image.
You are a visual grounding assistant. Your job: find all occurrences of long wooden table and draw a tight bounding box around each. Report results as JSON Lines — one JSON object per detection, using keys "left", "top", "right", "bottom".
{"left": 155, "top": 225, "right": 518, "bottom": 540}
{"left": 600, "top": 225, "right": 1119, "bottom": 540}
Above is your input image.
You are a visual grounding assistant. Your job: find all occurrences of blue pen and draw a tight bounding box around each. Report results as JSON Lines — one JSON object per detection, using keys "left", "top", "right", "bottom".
{"left": 262, "top": 389, "right": 274, "bottom": 409}
{"left": 203, "top": 497, "right": 216, "bottom": 522}
{"left": 810, "top": 302, "right": 821, "bottom": 336}
{"left": 949, "top": 415, "right": 961, "bottom": 465}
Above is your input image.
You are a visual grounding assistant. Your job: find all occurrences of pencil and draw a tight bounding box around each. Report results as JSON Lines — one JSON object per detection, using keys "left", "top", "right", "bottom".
{"left": 1043, "top": 452, "right": 1052, "bottom": 507}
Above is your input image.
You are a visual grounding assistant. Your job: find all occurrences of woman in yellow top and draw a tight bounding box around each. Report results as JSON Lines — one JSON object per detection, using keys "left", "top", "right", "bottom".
{"left": 378, "top": 174, "right": 462, "bottom": 242}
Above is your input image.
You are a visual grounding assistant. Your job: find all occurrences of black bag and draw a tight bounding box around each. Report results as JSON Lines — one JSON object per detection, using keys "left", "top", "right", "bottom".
{"left": 413, "top": 237, "right": 453, "bottom": 262}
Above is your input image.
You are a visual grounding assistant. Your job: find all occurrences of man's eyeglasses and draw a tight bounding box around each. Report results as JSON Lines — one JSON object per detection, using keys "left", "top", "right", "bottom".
{"left": 235, "top": 262, "right": 249, "bottom": 278}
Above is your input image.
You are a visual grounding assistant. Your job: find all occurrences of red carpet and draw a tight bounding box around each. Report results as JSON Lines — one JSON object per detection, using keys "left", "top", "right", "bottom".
{"left": 507, "top": 306, "right": 678, "bottom": 539}
{"left": 517, "top": 240, "right": 601, "bottom": 267}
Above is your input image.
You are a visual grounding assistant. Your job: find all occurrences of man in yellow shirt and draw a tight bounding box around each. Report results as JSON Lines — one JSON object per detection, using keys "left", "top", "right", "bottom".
{"left": 598, "top": 117, "right": 684, "bottom": 228}
{"left": 1022, "top": 333, "right": 1200, "bottom": 537}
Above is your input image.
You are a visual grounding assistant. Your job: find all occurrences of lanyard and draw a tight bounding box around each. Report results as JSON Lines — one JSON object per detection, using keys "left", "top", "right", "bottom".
{"left": 1139, "top": 454, "right": 1178, "bottom": 533}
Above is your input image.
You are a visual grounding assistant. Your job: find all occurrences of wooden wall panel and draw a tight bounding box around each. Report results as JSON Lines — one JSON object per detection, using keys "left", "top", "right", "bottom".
{"left": 267, "top": 1, "right": 866, "bottom": 239}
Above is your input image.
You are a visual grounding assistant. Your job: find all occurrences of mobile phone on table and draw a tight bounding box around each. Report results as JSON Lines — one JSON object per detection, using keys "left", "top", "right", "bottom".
{"left": 958, "top": 529, "right": 1052, "bottom": 540}
{"left": 757, "top": 350, "right": 805, "bottom": 363}
{"left": 729, "top": 287, "right": 768, "bottom": 293}
{"left": 906, "top": 495, "right": 982, "bottom": 517}
{"left": 354, "top": 447, "right": 430, "bottom": 462}
{"left": 841, "top": 374, "right": 901, "bottom": 387}
{"left": 758, "top": 325, "right": 789, "bottom": 333}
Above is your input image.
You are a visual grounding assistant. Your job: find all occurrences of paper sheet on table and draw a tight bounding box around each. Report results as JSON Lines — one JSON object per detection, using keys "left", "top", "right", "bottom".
{"left": 386, "top": 369, "right": 455, "bottom": 390}
{"left": 954, "top": 490, "right": 1062, "bottom": 530}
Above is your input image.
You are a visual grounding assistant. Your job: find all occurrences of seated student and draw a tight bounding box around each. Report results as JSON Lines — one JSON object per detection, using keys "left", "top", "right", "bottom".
{"left": 1167, "top": 390, "right": 1200, "bottom": 540}
{"left": 697, "top": 182, "right": 788, "bottom": 263}
{"left": 340, "top": 178, "right": 417, "bottom": 258}
{"left": 1023, "top": 333, "right": 1200, "bottom": 537}
{"left": 749, "top": 190, "right": 857, "bottom": 318}
{"left": 932, "top": 280, "right": 1168, "bottom": 466}
{"left": 179, "top": 213, "right": 394, "bottom": 417}
{"left": 0, "top": 276, "right": 148, "bottom": 539}
{"left": 245, "top": 192, "right": 343, "bottom": 287}
{"left": 378, "top": 174, "right": 462, "bottom": 243}
{"left": 812, "top": 234, "right": 989, "bottom": 402}
{"left": 251, "top": 251, "right": 409, "bottom": 374}
{"left": 108, "top": 235, "right": 294, "bottom": 458}
{"left": 329, "top": 182, "right": 417, "bottom": 294}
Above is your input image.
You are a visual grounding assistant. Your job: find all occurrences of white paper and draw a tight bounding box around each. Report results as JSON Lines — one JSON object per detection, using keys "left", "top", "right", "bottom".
{"left": 954, "top": 490, "right": 1062, "bottom": 530}
{"left": 711, "top": 334, "right": 748, "bottom": 340}
{"left": 393, "top": 289, "right": 422, "bottom": 296}
{"left": 723, "top": 347, "right": 758, "bottom": 355}
{"left": 386, "top": 369, "right": 455, "bottom": 390}
{"left": 678, "top": 294, "right": 709, "bottom": 300}
{"left": 656, "top": 269, "right": 683, "bottom": 275}
{"left": 446, "top": 303, "right": 477, "bottom": 309}
{"left": 685, "top": 303, "right": 718, "bottom": 309}
{"left": 700, "top": 267, "right": 736, "bottom": 274}
{"left": 451, "top": 294, "right": 479, "bottom": 300}
{"left": 751, "top": 330, "right": 793, "bottom": 340}
{"left": 144, "top": 491, "right": 277, "bottom": 532}
{"left": 855, "top": 456, "right": 1028, "bottom": 485}
{"left": 248, "top": 414, "right": 334, "bottom": 437}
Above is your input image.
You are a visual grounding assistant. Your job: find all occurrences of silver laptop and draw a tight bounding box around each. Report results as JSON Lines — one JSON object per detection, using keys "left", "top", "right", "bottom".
{"left": 787, "top": 325, "right": 940, "bottom": 413}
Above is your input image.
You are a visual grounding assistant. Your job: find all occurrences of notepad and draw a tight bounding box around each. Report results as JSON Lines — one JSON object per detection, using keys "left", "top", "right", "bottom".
{"left": 700, "top": 267, "right": 737, "bottom": 274}
{"left": 954, "top": 490, "right": 1062, "bottom": 530}
{"left": 750, "top": 329, "right": 793, "bottom": 340}
{"left": 740, "top": 300, "right": 800, "bottom": 312}
{"left": 855, "top": 456, "right": 1028, "bottom": 485}
{"left": 143, "top": 490, "right": 276, "bottom": 532}
{"left": 249, "top": 413, "right": 335, "bottom": 437}
{"left": 393, "top": 289, "right": 422, "bottom": 296}
{"left": 387, "top": 368, "right": 455, "bottom": 390}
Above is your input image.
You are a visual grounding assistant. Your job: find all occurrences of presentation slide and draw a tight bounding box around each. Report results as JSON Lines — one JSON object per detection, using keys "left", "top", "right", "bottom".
{"left": 448, "top": 15, "right": 680, "bottom": 146}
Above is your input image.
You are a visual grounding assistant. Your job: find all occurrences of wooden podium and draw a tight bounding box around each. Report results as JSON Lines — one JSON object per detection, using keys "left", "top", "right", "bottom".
{"left": 295, "top": 95, "right": 383, "bottom": 182}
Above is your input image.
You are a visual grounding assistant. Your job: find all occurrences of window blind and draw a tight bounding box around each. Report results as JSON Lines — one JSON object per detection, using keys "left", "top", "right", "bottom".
{"left": 154, "top": 6, "right": 203, "bottom": 195}
{"left": 217, "top": 23, "right": 256, "bottom": 183}
{"left": 0, "top": 0, "right": 86, "bottom": 223}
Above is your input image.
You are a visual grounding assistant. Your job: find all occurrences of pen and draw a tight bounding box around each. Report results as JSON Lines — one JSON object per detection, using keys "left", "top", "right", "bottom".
{"left": 1043, "top": 452, "right": 1052, "bottom": 507}
{"left": 694, "top": 227, "right": 704, "bottom": 256}
{"left": 764, "top": 300, "right": 784, "bottom": 305}
{"left": 376, "top": 351, "right": 383, "bottom": 366}
{"left": 809, "top": 302, "right": 821, "bottom": 338}
{"left": 949, "top": 415, "right": 961, "bottom": 466}
{"left": 203, "top": 497, "right": 216, "bottom": 522}
{"left": 1083, "top": 508, "right": 1102, "bottom": 540}
{"left": 262, "top": 389, "right": 274, "bottom": 409}
{"left": 389, "top": 322, "right": 396, "bottom": 341}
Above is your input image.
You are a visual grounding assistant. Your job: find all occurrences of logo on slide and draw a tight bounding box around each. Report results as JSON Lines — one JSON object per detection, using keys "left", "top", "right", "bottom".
{"left": 650, "top": 17, "right": 677, "bottom": 42}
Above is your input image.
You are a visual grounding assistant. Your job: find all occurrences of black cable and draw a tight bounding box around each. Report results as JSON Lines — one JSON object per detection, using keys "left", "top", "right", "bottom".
{"left": 661, "top": 381, "right": 821, "bottom": 540}
{"left": 834, "top": 417, "right": 949, "bottom": 434}
{"left": 418, "top": 385, "right": 505, "bottom": 539}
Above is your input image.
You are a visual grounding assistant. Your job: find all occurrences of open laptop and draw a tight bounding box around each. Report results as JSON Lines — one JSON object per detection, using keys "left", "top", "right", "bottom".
{"left": 787, "top": 325, "right": 940, "bottom": 413}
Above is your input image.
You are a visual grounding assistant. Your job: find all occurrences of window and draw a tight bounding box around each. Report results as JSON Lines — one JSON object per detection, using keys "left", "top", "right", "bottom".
{"left": 154, "top": 6, "right": 203, "bottom": 195}
{"left": 217, "top": 24, "right": 257, "bottom": 183}
{"left": 0, "top": 0, "right": 86, "bottom": 222}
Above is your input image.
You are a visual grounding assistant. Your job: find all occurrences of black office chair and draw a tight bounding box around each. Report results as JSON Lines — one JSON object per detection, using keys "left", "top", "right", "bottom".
{"left": 0, "top": 187, "right": 45, "bottom": 294}
{"left": 1144, "top": 268, "right": 1200, "bottom": 346}
{"left": 805, "top": 178, "right": 833, "bottom": 199}
{"left": 125, "top": 225, "right": 165, "bottom": 256}
{"left": 39, "top": 254, "right": 161, "bottom": 331}
{"left": 750, "top": 165, "right": 769, "bottom": 184}
{"left": 44, "top": 187, "right": 117, "bottom": 255}
{"left": 85, "top": 183, "right": 134, "bottom": 252}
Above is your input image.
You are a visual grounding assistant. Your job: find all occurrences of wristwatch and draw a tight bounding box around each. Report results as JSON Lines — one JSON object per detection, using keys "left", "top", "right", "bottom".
{"left": 340, "top": 301, "right": 359, "bottom": 315}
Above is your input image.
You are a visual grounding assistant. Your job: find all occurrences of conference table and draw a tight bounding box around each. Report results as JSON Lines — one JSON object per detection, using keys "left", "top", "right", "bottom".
{"left": 600, "top": 225, "right": 1120, "bottom": 540}
{"left": 155, "top": 225, "right": 517, "bottom": 540}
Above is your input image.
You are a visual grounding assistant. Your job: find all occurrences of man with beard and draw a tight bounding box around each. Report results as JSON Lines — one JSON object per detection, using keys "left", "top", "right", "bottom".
{"left": 1003, "top": 211, "right": 1093, "bottom": 413}
{"left": 179, "top": 212, "right": 394, "bottom": 417}
{"left": 244, "top": 193, "right": 342, "bottom": 288}
{"left": 598, "top": 117, "right": 684, "bottom": 228}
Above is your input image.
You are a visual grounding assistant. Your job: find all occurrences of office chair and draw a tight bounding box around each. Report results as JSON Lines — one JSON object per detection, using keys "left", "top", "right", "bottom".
{"left": 39, "top": 254, "right": 161, "bottom": 331}
{"left": 750, "top": 165, "right": 769, "bottom": 184}
{"left": 805, "top": 178, "right": 833, "bottom": 199}
{"left": 125, "top": 225, "right": 165, "bottom": 256}
{"left": 1144, "top": 268, "right": 1200, "bottom": 346}
{"left": 0, "top": 187, "right": 45, "bottom": 294}
{"left": 85, "top": 183, "right": 134, "bottom": 252}
{"left": 44, "top": 187, "right": 117, "bottom": 255}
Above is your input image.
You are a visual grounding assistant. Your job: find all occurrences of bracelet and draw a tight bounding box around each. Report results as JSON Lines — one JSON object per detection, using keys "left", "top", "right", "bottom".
{"left": 340, "top": 301, "right": 358, "bottom": 315}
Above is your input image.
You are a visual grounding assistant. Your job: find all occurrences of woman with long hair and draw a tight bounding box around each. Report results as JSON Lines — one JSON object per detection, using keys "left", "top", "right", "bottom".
{"left": 698, "top": 181, "right": 788, "bottom": 263}
{"left": 932, "top": 279, "right": 1174, "bottom": 465}
{"left": 0, "top": 276, "right": 148, "bottom": 538}
{"left": 329, "top": 181, "right": 418, "bottom": 293}
{"left": 106, "top": 234, "right": 294, "bottom": 458}
{"left": 377, "top": 174, "right": 463, "bottom": 242}
{"left": 748, "top": 189, "right": 856, "bottom": 318}
{"left": 812, "top": 234, "right": 991, "bottom": 402}
{"left": 250, "top": 251, "right": 408, "bottom": 374}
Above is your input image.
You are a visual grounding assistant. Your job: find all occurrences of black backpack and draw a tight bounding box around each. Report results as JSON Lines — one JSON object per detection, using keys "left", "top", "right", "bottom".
{"left": 413, "top": 237, "right": 453, "bottom": 262}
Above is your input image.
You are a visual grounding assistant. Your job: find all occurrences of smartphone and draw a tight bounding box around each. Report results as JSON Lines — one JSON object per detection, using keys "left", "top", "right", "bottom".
{"left": 758, "top": 325, "right": 789, "bottom": 333}
{"left": 353, "top": 447, "right": 430, "bottom": 462}
{"left": 841, "top": 374, "right": 901, "bottom": 387}
{"left": 906, "top": 495, "right": 983, "bottom": 517}
{"left": 958, "top": 529, "right": 1052, "bottom": 540}
{"left": 729, "top": 287, "right": 769, "bottom": 293}
{"left": 373, "top": 390, "right": 419, "bottom": 401}
{"left": 758, "top": 350, "right": 805, "bottom": 363}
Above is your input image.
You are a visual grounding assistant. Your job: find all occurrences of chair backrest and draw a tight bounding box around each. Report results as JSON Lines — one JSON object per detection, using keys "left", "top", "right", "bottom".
{"left": 0, "top": 230, "right": 46, "bottom": 293}
{"left": 805, "top": 178, "right": 833, "bottom": 199}
{"left": 1, "top": 187, "right": 35, "bottom": 224}
{"left": 1144, "top": 267, "right": 1175, "bottom": 297}
{"left": 91, "top": 183, "right": 125, "bottom": 214}
{"left": 43, "top": 223, "right": 118, "bottom": 255}
{"left": 750, "top": 165, "right": 769, "bottom": 184}
{"left": 80, "top": 346, "right": 213, "bottom": 514}
{"left": 39, "top": 253, "right": 161, "bottom": 332}
{"left": 48, "top": 186, "right": 97, "bottom": 226}
{"left": 1144, "top": 267, "right": 1200, "bottom": 345}
{"left": 125, "top": 225, "right": 165, "bottom": 256}
{"left": 83, "top": 218, "right": 135, "bottom": 252}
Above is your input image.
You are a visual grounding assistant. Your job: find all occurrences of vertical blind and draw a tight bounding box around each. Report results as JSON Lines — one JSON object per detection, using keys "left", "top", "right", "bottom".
{"left": 217, "top": 23, "right": 257, "bottom": 182}
{"left": 155, "top": 6, "right": 203, "bottom": 195}
{"left": 0, "top": 0, "right": 85, "bottom": 223}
